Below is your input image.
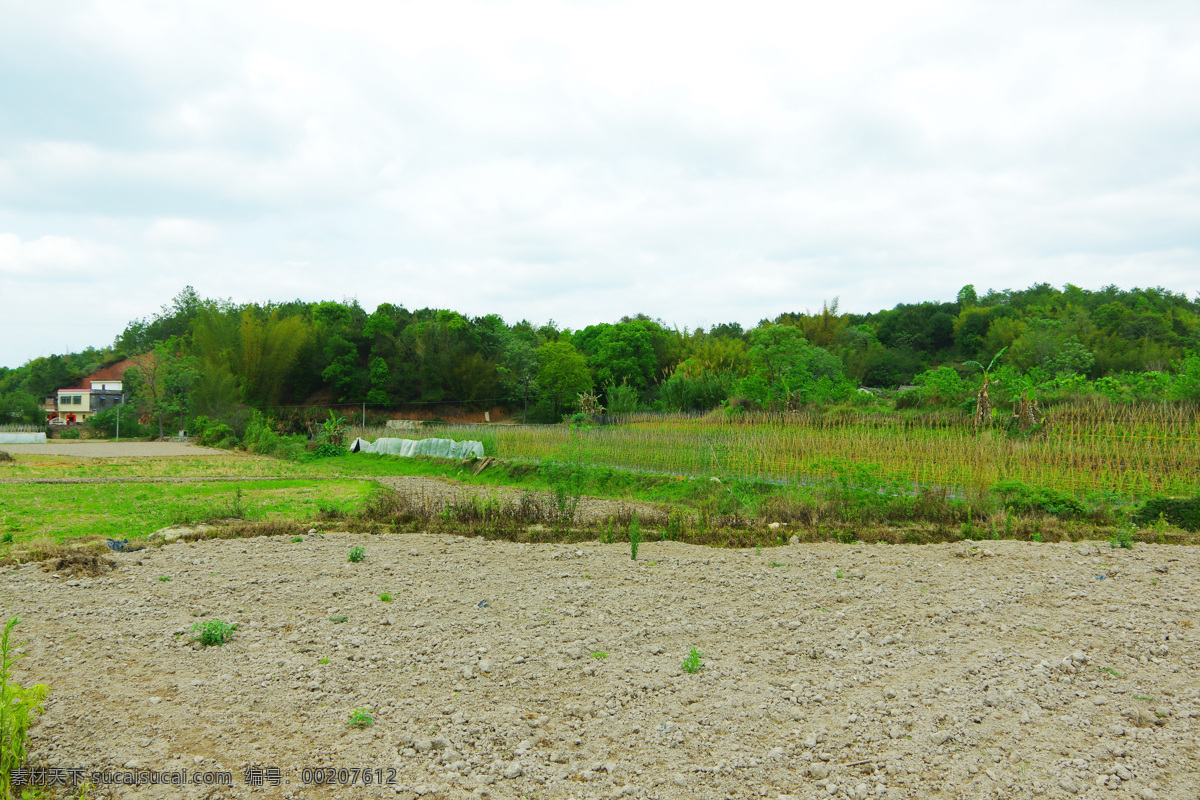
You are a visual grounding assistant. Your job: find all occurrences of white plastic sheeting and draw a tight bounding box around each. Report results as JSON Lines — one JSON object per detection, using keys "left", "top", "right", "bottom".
{"left": 0, "top": 433, "right": 47, "bottom": 444}
{"left": 350, "top": 437, "right": 484, "bottom": 460}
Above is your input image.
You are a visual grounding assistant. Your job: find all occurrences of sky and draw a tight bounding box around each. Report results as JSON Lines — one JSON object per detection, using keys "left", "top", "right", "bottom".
{"left": 2, "top": 0, "right": 1199, "bottom": 368}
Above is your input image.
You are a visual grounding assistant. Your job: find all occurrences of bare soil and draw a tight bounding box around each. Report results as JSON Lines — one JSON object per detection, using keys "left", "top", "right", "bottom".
{"left": 11, "top": 522, "right": 1199, "bottom": 800}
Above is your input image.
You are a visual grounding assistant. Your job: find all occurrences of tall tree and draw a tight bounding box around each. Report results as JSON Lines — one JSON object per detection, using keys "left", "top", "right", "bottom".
{"left": 537, "top": 341, "right": 591, "bottom": 419}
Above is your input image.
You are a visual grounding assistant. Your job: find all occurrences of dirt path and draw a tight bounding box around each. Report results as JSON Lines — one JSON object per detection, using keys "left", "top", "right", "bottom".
{"left": 10, "top": 533, "right": 1198, "bottom": 800}
{"left": 0, "top": 442, "right": 227, "bottom": 458}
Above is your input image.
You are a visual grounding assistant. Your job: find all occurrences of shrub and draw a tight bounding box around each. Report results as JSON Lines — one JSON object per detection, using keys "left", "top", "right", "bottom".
{"left": 913, "top": 366, "right": 966, "bottom": 406}
{"left": 88, "top": 406, "right": 144, "bottom": 438}
{"left": 992, "top": 479, "right": 1086, "bottom": 519}
{"left": 305, "top": 442, "right": 348, "bottom": 459}
{"left": 1134, "top": 497, "right": 1200, "bottom": 532}
{"left": 348, "top": 708, "right": 374, "bottom": 728}
{"left": 348, "top": 546, "right": 366, "bottom": 563}
{"left": 201, "top": 423, "right": 238, "bottom": 449}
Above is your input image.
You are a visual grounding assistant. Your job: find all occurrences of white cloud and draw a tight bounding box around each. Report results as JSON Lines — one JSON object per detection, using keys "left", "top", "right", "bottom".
{"left": 0, "top": 233, "right": 104, "bottom": 276}
{"left": 0, "top": 0, "right": 1198, "bottom": 367}
{"left": 145, "top": 218, "right": 218, "bottom": 248}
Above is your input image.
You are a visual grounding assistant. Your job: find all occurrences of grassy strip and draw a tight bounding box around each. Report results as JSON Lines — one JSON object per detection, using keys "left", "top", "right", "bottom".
{"left": 337, "top": 453, "right": 1199, "bottom": 546}
{"left": 0, "top": 479, "right": 372, "bottom": 543}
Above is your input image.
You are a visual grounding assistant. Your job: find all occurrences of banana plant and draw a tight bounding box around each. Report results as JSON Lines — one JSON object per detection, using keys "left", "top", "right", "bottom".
{"left": 963, "top": 347, "right": 1007, "bottom": 430}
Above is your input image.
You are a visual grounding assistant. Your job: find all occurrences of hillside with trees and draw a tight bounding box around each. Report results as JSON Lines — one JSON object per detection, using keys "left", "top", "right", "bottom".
{"left": 1, "top": 283, "right": 1198, "bottom": 433}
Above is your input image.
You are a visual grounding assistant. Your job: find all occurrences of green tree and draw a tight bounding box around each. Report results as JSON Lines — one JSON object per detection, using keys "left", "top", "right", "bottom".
{"left": 0, "top": 392, "right": 41, "bottom": 425}
{"left": 573, "top": 321, "right": 659, "bottom": 391}
{"left": 124, "top": 340, "right": 199, "bottom": 439}
{"left": 537, "top": 341, "right": 592, "bottom": 419}
{"left": 498, "top": 336, "right": 539, "bottom": 419}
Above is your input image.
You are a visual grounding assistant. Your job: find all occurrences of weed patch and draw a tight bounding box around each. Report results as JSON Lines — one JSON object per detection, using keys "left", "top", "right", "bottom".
{"left": 190, "top": 619, "right": 238, "bottom": 647}
{"left": 0, "top": 617, "right": 49, "bottom": 800}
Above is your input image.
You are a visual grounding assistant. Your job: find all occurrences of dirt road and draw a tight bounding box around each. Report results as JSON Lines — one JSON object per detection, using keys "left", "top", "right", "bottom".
{"left": 0, "top": 442, "right": 226, "bottom": 458}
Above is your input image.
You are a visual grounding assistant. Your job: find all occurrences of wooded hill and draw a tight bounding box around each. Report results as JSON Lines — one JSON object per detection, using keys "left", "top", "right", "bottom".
{"left": 1, "top": 282, "right": 1198, "bottom": 426}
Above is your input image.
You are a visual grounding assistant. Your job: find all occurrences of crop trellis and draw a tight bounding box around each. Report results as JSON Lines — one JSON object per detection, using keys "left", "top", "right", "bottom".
{"left": 433, "top": 401, "right": 1200, "bottom": 497}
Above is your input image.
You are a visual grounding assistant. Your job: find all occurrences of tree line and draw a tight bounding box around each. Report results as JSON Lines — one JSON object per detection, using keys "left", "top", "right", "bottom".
{"left": 1, "top": 282, "right": 1198, "bottom": 430}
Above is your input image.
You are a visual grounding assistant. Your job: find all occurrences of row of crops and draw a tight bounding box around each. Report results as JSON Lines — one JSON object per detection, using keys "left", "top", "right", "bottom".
{"left": 431, "top": 402, "right": 1199, "bottom": 497}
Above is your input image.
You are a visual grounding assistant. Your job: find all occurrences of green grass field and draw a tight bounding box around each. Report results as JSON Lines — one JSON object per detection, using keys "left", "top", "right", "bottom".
{"left": 0, "top": 478, "right": 372, "bottom": 543}
{"left": 3, "top": 398, "right": 1198, "bottom": 551}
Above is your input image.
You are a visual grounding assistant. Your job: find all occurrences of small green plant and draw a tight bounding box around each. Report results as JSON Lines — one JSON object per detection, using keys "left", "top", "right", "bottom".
{"left": 318, "top": 656, "right": 330, "bottom": 664}
{"left": 348, "top": 546, "right": 366, "bottom": 563}
{"left": 1031, "top": 532, "right": 1043, "bottom": 543}
{"left": 664, "top": 512, "right": 684, "bottom": 541}
{"left": 1134, "top": 695, "right": 1155, "bottom": 702}
{"left": 158, "top": 576, "right": 171, "bottom": 582}
{"left": 0, "top": 533, "right": 11, "bottom": 545}
{"left": 1096, "top": 666, "right": 1124, "bottom": 678}
{"left": 601, "top": 516, "right": 615, "bottom": 545}
{"left": 591, "top": 651, "right": 608, "bottom": 659}
{"left": 755, "top": 543, "right": 762, "bottom": 555}
{"left": 291, "top": 536, "right": 303, "bottom": 543}
{"left": 681, "top": 647, "right": 704, "bottom": 674}
{"left": 770, "top": 561, "right": 786, "bottom": 567}
{"left": 835, "top": 530, "right": 855, "bottom": 544}
{"left": 0, "top": 617, "right": 49, "bottom": 800}
{"left": 1110, "top": 530, "right": 1135, "bottom": 549}
{"left": 380, "top": 593, "right": 393, "bottom": 602}
{"left": 190, "top": 619, "right": 238, "bottom": 646}
{"left": 628, "top": 512, "right": 642, "bottom": 561}
{"left": 329, "top": 616, "right": 348, "bottom": 623}
{"left": 835, "top": 568, "right": 845, "bottom": 579}
{"left": 347, "top": 707, "right": 374, "bottom": 728}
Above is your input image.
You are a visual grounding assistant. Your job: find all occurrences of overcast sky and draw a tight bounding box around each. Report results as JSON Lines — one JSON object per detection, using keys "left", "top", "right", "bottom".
{"left": 2, "top": 0, "right": 1198, "bottom": 368}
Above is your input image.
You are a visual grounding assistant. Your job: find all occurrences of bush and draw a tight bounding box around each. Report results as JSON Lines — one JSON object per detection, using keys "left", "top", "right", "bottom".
{"left": 604, "top": 382, "right": 641, "bottom": 415}
{"left": 913, "top": 366, "right": 966, "bottom": 406}
{"left": 894, "top": 388, "right": 923, "bottom": 409}
{"left": 1134, "top": 497, "right": 1200, "bottom": 532}
{"left": 305, "top": 442, "right": 348, "bottom": 459}
{"left": 58, "top": 428, "right": 81, "bottom": 440}
{"left": 88, "top": 406, "right": 144, "bottom": 438}
{"left": 992, "top": 479, "right": 1086, "bottom": 519}
{"left": 200, "top": 423, "right": 238, "bottom": 449}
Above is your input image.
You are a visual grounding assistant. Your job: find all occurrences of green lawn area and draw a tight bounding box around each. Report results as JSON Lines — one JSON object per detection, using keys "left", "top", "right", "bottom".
{"left": 0, "top": 479, "right": 373, "bottom": 543}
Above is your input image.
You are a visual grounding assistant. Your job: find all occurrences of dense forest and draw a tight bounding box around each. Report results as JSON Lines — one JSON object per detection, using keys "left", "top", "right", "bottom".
{"left": 1, "top": 283, "right": 1198, "bottom": 430}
